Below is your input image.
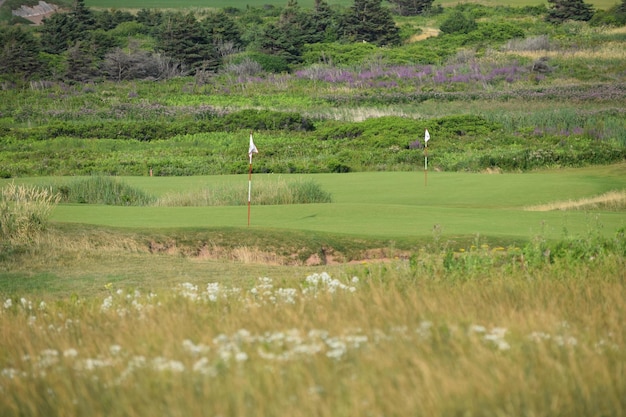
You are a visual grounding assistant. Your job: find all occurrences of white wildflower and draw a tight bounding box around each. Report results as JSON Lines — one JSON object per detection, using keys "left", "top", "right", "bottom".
{"left": 100, "top": 296, "right": 113, "bottom": 312}
{"left": 469, "top": 325, "right": 486, "bottom": 333}
{"left": 183, "top": 339, "right": 210, "bottom": 356}
{"left": 151, "top": 357, "right": 185, "bottom": 373}
{"left": 63, "top": 348, "right": 78, "bottom": 358}
{"left": 206, "top": 282, "right": 220, "bottom": 302}
{"left": 109, "top": 345, "right": 122, "bottom": 356}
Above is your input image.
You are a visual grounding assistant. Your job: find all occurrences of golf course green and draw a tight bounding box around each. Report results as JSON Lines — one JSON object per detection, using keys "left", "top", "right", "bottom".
{"left": 42, "top": 163, "right": 626, "bottom": 241}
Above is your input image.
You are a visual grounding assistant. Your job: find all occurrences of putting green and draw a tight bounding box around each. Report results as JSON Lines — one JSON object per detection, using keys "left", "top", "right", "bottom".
{"left": 47, "top": 165, "right": 626, "bottom": 241}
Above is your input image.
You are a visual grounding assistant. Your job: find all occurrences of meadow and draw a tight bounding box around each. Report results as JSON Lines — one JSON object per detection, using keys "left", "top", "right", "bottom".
{"left": 1, "top": 1, "right": 626, "bottom": 415}
{"left": 82, "top": 0, "right": 621, "bottom": 11}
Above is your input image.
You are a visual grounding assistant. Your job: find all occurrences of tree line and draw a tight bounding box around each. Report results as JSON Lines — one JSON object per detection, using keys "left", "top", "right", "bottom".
{"left": 0, "top": 0, "right": 623, "bottom": 84}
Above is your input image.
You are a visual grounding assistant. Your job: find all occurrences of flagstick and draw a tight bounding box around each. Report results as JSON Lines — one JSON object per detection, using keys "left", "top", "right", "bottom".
{"left": 248, "top": 152, "right": 253, "bottom": 226}
{"left": 424, "top": 143, "right": 428, "bottom": 187}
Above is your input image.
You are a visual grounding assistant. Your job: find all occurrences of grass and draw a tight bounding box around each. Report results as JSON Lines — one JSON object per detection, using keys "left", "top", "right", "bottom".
{"left": 24, "top": 165, "right": 622, "bottom": 240}
{"left": 0, "top": 257, "right": 624, "bottom": 416}
{"left": 0, "top": 168, "right": 624, "bottom": 416}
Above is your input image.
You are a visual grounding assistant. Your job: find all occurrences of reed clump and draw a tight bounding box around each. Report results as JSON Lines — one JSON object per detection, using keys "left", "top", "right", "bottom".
{"left": 0, "top": 183, "right": 60, "bottom": 246}
{"left": 155, "top": 178, "right": 332, "bottom": 206}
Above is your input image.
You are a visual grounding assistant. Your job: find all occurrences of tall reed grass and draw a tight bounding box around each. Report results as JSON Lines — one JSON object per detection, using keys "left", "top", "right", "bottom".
{"left": 49, "top": 176, "right": 156, "bottom": 206}
{"left": 0, "top": 183, "right": 60, "bottom": 246}
{"left": 155, "top": 178, "right": 332, "bottom": 206}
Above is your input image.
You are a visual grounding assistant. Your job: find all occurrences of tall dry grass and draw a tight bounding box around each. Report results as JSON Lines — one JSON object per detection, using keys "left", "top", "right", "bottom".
{"left": 1, "top": 255, "right": 624, "bottom": 416}
{"left": 0, "top": 183, "right": 60, "bottom": 246}
{"left": 525, "top": 189, "right": 626, "bottom": 211}
{"left": 155, "top": 178, "right": 332, "bottom": 206}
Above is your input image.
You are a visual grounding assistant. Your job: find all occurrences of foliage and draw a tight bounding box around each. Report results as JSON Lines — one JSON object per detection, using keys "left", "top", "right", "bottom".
{"left": 48, "top": 176, "right": 155, "bottom": 206}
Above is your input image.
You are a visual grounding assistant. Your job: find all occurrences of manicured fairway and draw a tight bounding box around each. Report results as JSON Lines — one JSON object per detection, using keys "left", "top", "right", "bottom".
{"left": 47, "top": 165, "right": 626, "bottom": 241}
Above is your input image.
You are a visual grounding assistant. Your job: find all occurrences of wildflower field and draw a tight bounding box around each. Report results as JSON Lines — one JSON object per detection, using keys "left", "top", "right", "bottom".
{"left": 1, "top": 256, "right": 625, "bottom": 416}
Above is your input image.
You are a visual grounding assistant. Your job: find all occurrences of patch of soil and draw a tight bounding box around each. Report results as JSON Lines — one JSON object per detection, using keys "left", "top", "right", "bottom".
{"left": 11, "top": 1, "right": 60, "bottom": 25}
{"left": 148, "top": 238, "right": 409, "bottom": 266}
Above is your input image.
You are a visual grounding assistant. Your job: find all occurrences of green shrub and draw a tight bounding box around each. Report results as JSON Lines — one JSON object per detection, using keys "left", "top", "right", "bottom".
{"left": 50, "top": 176, "right": 155, "bottom": 206}
{"left": 440, "top": 11, "right": 477, "bottom": 35}
{"left": 246, "top": 52, "right": 290, "bottom": 73}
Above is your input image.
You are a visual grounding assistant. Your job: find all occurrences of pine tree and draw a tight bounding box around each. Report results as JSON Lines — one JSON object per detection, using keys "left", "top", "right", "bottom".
{"left": 156, "top": 12, "right": 218, "bottom": 73}
{"left": 388, "top": 0, "right": 434, "bottom": 16}
{"left": 40, "top": 12, "right": 79, "bottom": 54}
{"left": 202, "top": 11, "right": 244, "bottom": 51}
{"left": 0, "top": 26, "right": 44, "bottom": 79}
{"left": 546, "top": 0, "right": 594, "bottom": 24}
{"left": 341, "top": 0, "right": 400, "bottom": 46}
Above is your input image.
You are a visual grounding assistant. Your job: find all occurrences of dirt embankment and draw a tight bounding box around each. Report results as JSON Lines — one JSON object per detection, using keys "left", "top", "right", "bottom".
{"left": 11, "top": 1, "right": 59, "bottom": 25}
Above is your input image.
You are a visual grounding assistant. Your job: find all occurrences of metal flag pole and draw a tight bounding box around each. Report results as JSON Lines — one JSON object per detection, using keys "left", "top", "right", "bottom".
{"left": 247, "top": 131, "right": 258, "bottom": 226}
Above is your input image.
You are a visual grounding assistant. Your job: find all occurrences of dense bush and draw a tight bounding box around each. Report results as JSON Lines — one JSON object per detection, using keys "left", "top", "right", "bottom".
{"left": 49, "top": 176, "right": 155, "bottom": 205}
{"left": 11, "top": 109, "right": 314, "bottom": 141}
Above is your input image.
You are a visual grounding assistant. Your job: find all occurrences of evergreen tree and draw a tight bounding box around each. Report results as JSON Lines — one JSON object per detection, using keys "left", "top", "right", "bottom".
{"left": 340, "top": 0, "right": 400, "bottom": 46}
{"left": 40, "top": 12, "right": 79, "bottom": 54}
{"left": 156, "top": 12, "right": 218, "bottom": 73}
{"left": 65, "top": 41, "right": 98, "bottom": 82}
{"left": 306, "top": 0, "right": 339, "bottom": 43}
{"left": 201, "top": 11, "right": 244, "bottom": 52}
{"left": 546, "top": 0, "right": 594, "bottom": 24}
{"left": 72, "top": 0, "right": 96, "bottom": 29}
{"left": 388, "top": 0, "right": 434, "bottom": 16}
{"left": 94, "top": 9, "right": 134, "bottom": 31}
{"left": 0, "top": 26, "right": 44, "bottom": 79}
{"left": 258, "top": 1, "right": 310, "bottom": 65}
{"left": 136, "top": 8, "right": 164, "bottom": 31}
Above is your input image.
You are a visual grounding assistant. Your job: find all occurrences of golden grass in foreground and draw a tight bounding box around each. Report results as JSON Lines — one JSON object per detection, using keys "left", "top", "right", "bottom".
{"left": 525, "top": 189, "right": 626, "bottom": 211}
{"left": 1, "top": 257, "right": 625, "bottom": 417}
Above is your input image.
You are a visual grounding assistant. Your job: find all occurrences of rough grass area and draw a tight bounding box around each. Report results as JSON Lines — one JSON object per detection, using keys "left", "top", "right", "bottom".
{"left": 525, "top": 189, "right": 626, "bottom": 211}
{"left": 1, "top": 246, "right": 624, "bottom": 417}
{"left": 0, "top": 183, "right": 60, "bottom": 245}
{"left": 155, "top": 178, "right": 332, "bottom": 207}
{"left": 46, "top": 176, "right": 332, "bottom": 207}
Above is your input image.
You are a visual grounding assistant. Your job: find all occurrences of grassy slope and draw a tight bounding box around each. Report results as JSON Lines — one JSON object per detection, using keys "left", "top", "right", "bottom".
{"left": 42, "top": 164, "right": 626, "bottom": 240}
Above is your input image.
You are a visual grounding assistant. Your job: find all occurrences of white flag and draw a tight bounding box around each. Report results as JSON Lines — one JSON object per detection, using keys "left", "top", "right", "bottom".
{"left": 249, "top": 133, "right": 258, "bottom": 155}
{"left": 424, "top": 129, "right": 430, "bottom": 144}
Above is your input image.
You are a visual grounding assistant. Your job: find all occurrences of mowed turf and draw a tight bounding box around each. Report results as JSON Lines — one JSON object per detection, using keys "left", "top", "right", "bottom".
{"left": 46, "top": 164, "right": 626, "bottom": 241}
